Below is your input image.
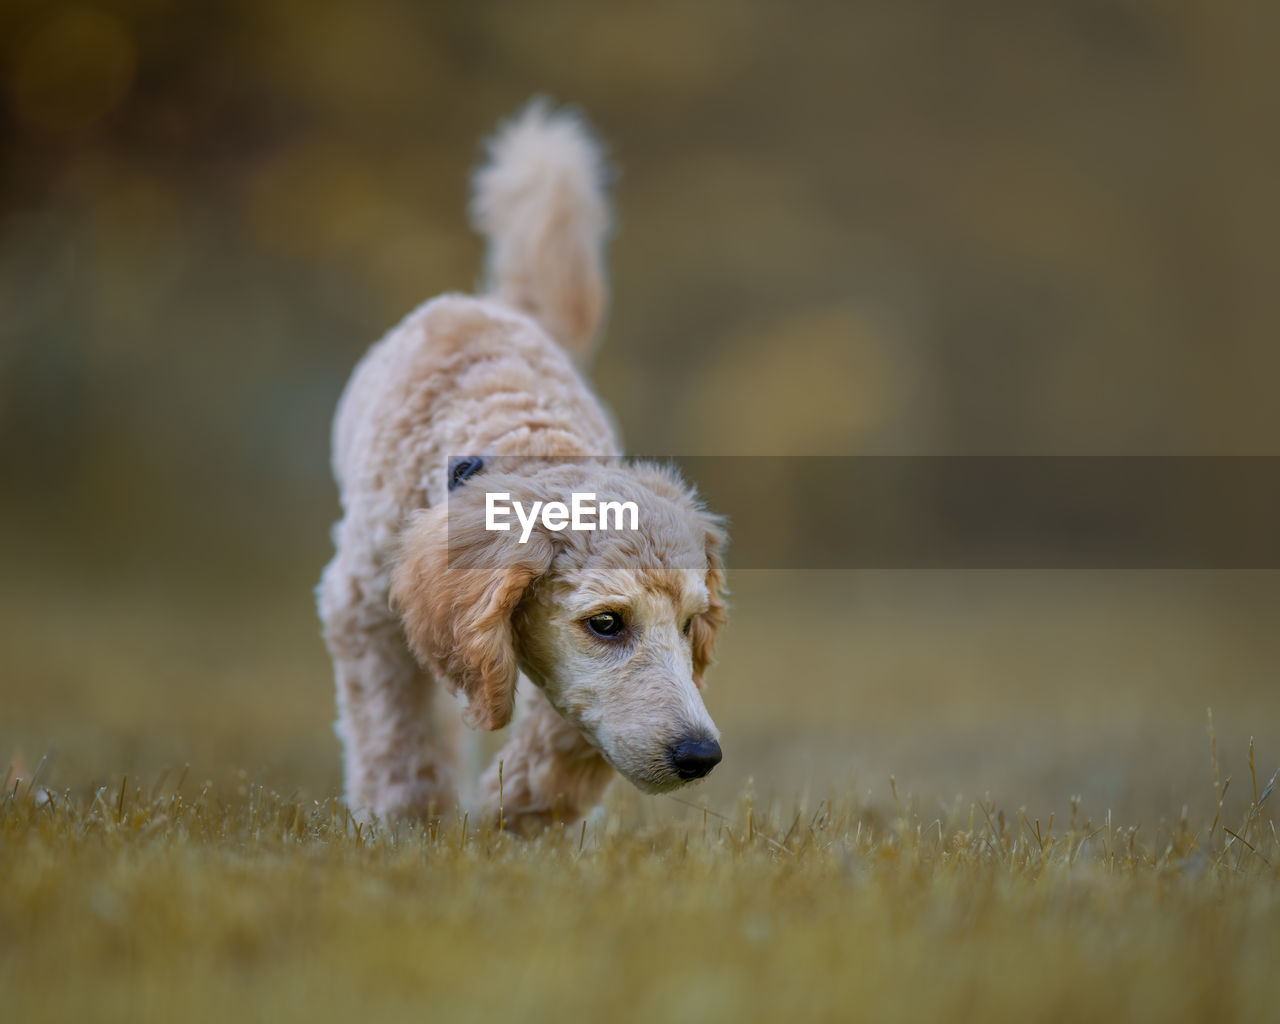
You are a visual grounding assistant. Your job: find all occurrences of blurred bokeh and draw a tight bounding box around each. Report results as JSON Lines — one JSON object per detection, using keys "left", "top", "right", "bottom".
{"left": 3, "top": 1, "right": 1278, "bottom": 819}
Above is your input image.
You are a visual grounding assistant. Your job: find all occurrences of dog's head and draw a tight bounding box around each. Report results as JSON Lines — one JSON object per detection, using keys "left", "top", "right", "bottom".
{"left": 390, "top": 461, "right": 727, "bottom": 791}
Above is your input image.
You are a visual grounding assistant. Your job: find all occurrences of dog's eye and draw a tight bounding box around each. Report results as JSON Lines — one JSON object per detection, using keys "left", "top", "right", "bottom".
{"left": 586, "top": 612, "right": 625, "bottom": 638}
{"left": 682, "top": 618, "right": 693, "bottom": 638}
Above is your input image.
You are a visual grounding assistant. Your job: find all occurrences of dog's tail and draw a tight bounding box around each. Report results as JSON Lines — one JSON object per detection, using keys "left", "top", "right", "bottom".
{"left": 470, "top": 98, "right": 611, "bottom": 363}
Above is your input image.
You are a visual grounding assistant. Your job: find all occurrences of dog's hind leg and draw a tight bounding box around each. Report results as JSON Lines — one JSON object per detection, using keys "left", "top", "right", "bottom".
{"left": 318, "top": 537, "right": 455, "bottom": 822}
{"left": 478, "top": 685, "right": 613, "bottom": 832}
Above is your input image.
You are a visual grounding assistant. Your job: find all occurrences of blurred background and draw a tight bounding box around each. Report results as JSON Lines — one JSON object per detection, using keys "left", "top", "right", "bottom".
{"left": 3, "top": 0, "right": 1278, "bottom": 821}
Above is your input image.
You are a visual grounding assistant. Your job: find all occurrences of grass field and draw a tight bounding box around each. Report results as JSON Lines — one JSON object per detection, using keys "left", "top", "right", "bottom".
{"left": 4, "top": 564, "right": 1280, "bottom": 1021}
{"left": 3, "top": 748, "right": 1277, "bottom": 1023}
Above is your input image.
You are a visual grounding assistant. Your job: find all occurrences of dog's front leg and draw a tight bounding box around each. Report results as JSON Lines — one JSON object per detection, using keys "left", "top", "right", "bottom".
{"left": 319, "top": 547, "right": 455, "bottom": 822}
{"left": 479, "top": 685, "right": 613, "bottom": 833}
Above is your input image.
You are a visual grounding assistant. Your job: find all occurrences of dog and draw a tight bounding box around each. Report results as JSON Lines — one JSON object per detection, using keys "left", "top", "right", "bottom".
{"left": 318, "top": 101, "right": 728, "bottom": 830}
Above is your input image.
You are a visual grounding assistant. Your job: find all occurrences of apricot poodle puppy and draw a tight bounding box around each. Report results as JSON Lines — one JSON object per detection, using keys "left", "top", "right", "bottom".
{"left": 318, "top": 101, "right": 728, "bottom": 830}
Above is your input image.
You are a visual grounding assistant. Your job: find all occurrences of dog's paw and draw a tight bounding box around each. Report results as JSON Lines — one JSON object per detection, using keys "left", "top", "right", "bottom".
{"left": 350, "top": 760, "right": 457, "bottom": 824}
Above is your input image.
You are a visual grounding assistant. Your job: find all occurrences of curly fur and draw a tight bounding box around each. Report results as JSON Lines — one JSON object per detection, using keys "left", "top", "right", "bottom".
{"left": 318, "top": 101, "right": 727, "bottom": 829}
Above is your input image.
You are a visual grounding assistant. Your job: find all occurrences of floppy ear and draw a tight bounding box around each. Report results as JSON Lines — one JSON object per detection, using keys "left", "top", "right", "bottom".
{"left": 390, "top": 489, "right": 554, "bottom": 730}
{"left": 690, "top": 514, "right": 729, "bottom": 687}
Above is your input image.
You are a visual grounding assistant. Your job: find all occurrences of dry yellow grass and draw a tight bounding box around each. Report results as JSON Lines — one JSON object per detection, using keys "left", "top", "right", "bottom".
{"left": 3, "top": 732, "right": 1277, "bottom": 1024}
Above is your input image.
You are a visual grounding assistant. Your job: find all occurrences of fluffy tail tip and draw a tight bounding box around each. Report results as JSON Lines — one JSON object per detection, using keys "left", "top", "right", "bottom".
{"left": 469, "top": 98, "right": 611, "bottom": 361}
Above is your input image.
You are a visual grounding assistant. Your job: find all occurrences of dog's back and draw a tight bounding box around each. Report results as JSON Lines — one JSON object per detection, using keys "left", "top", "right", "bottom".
{"left": 330, "top": 102, "right": 617, "bottom": 518}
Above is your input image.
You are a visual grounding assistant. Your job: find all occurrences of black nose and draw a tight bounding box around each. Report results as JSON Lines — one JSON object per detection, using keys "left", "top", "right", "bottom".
{"left": 670, "top": 738, "right": 722, "bottom": 780}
